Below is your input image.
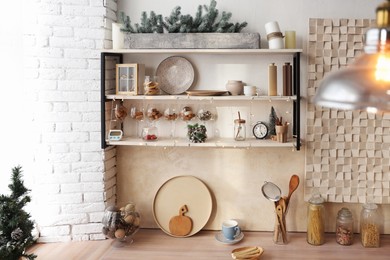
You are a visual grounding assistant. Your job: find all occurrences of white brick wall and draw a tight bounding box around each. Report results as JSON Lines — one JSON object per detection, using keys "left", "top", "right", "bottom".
{"left": 25, "top": 0, "right": 118, "bottom": 242}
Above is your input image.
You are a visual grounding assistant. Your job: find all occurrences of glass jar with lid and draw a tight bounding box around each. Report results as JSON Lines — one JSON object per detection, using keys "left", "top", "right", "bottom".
{"left": 234, "top": 119, "right": 246, "bottom": 141}
{"left": 360, "top": 203, "right": 381, "bottom": 247}
{"left": 307, "top": 194, "right": 325, "bottom": 245}
{"left": 336, "top": 207, "right": 354, "bottom": 245}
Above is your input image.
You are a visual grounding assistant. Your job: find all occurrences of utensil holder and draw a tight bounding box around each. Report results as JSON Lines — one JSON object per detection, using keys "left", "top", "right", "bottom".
{"left": 273, "top": 208, "right": 288, "bottom": 244}
{"left": 275, "top": 125, "right": 288, "bottom": 143}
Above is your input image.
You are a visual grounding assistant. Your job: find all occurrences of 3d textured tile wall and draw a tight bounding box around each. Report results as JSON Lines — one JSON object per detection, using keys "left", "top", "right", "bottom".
{"left": 306, "top": 18, "right": 390, "bottom": 204}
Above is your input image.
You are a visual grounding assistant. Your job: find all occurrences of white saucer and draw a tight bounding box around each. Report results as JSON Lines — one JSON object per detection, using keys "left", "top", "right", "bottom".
{"left": 215, "top": 232, "right": 244, "bottom": 244}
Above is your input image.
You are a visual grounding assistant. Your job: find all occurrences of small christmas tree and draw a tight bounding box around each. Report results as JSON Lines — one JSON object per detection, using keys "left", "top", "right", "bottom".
{"left": 0, "top": 166, "right": 36, "bottom": 260}
{"left": 269, "top": 106, "right": 278, "bottom": 136}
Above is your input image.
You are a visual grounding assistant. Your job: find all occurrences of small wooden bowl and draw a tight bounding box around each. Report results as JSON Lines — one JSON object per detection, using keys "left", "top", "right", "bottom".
{"left": 231, "top": 246, "right": 264, "bottom": 260}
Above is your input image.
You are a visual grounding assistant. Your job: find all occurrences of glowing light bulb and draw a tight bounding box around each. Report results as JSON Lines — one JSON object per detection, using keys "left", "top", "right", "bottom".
{"left": 375, "top": 54, "right": 390, "bottom": 82}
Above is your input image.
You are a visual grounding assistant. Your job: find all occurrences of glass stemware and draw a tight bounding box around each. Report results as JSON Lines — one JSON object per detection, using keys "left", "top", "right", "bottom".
{"left": 129, "top": 103, "right": 145, "bottom": 138}
{"left": 164, "top": 104, "right": 178, "bottom": 139}
{"left": 196, "top": 103, "right": 218, "bottom": 139}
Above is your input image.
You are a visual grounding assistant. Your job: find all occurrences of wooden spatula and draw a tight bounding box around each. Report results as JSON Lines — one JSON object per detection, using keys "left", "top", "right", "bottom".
{"left": 169, "top": 205, "right": 193, "bottom": 236}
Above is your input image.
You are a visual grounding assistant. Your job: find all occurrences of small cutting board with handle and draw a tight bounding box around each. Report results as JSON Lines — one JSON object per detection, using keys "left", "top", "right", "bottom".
{"left": 169, "top": 205, "right": 193, "bottom": 236}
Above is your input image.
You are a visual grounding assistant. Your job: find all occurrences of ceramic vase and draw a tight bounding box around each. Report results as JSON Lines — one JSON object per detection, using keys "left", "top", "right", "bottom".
{"left": 226, "top": 80, "right": 244, "bottom": 95}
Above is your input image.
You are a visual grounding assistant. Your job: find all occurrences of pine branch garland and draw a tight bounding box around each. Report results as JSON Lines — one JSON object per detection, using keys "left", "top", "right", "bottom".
{"left": 119, "top": 12, "right": 136, "bottom": 33}
{"left": 119, "top": 0, "right": 247, "bottom": 34}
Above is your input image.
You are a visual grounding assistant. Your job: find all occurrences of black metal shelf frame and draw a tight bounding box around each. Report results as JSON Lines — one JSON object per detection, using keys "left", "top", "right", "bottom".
{"left": 101, "top": 52, "right": 123, "bottom": 149}
{"left": 100, "top": 51, "right": 301, "bottom": 150}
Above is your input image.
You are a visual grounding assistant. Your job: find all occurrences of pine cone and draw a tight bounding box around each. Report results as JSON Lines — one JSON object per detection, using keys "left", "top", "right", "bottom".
{"left": 11, "top": 228, "right": 23, "bottom": 241}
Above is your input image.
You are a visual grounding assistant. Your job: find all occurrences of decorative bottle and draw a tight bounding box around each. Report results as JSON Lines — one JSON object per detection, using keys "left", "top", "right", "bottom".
{"left": 268, "top": 63, "right": 277, "bottom": 96}
{"left": 282, "top": 62, "right": 292, "bottom": 96}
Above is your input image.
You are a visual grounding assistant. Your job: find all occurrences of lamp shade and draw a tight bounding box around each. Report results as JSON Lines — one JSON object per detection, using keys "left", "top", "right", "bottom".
{"left": 314, "top": 1, "right": 390, "bottom": 112}
{"left": 314, "top": 28, "right": 390, "bottom": 112}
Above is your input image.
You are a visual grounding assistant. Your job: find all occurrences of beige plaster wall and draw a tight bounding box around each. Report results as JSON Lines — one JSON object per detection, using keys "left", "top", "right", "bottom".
{"left": 116, "top": 146, "right": 306, "bottom": 232}
{"left": 116, "top": 146, "right": 390, "bottom": 233}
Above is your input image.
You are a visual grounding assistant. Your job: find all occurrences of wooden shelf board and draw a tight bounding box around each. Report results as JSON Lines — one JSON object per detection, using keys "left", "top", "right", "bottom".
{"left": 105, "top": 94, "right": 297, "bottom": 101}
{"left": 102, "top": 48, "right": 303, "bottom": 55}
{"left": 107, "top": 137, "right": 297, "bottom": 149}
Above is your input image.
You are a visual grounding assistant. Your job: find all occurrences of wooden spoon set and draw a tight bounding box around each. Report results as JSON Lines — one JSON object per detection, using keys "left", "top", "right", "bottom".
{"left": 262, "top": 175, "right": 300, "bottom": 244}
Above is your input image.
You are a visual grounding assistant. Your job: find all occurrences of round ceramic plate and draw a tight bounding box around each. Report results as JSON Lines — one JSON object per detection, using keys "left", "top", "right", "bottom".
{"left": 156, "top": 56, "right": 195, "bottom": 94}
{"left": 153, "top": 175, "right": 212, "bottom": 237}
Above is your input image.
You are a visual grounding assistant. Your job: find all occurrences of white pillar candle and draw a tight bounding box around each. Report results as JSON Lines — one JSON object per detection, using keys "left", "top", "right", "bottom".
{"left": 112, "top": 22, "right": 124, "bottom": 49}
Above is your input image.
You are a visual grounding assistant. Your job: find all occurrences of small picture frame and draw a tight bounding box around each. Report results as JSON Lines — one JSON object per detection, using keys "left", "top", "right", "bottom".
{"left": 116, "top": 63, "right": 145, "bottom": 95}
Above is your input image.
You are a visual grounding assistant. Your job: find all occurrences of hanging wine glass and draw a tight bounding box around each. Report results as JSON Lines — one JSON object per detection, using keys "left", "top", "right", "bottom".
{"left": 196, "top": 103, "right": 218, "bottom": 139}
{"left": 129, "top": 103, "right": 144, "bottom": 138}
{"left": 179, "top": 105, "right": 196, "bottom": 123}
{"left": 146, "top": 103, "right": 163, "bottom": 122}
{"left": 142, "top": 104, "right": 163, "bottom": 141}
{"left": 164, "top": 103, "right": 178, "bottom": 139}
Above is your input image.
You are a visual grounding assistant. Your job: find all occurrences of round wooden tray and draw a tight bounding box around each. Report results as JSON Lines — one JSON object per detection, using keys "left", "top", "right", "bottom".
{"left": 152, "top": 175, "right": 213, "bottom": 237}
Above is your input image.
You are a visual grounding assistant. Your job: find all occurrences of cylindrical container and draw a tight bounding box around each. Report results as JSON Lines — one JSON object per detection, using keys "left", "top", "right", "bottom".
{"left": 360, "top": 203, "right": 381, "bottom": 248}
{"left": 285, "top": 31, "right": 296, "bottom": 49}
{"left": 112, "top": 22, "right": 124, "bottom": 49}
{"left": 268, "top": 38, "right": 284, "bottom": 49}
{"left": 268, "top": 63, "right": 277, "bottom": 96}
{"left": 265, "top": 21, "right": 284, "bottom": 49}
{"left": 283, "top": 62, "right": 292, "bottom": 96}
{"left": 265, "top": 21, "right": 281, "bottom": 35}
{"left": 234, "top": 119, "right": 246, "bottom": 141}
{"left": 307, "top": 194, "right": 326, "bottom": 245}
{"left": 336, "top": 207, "right": 354, "bottom": 245}
{"left": 226, "top": 80, "right": 244, "bottom": 95}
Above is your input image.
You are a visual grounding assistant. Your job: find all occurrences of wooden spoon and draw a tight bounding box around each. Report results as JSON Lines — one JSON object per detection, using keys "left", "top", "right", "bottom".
{"left": 285, "top": 174, "right": 300, "bottom": 207}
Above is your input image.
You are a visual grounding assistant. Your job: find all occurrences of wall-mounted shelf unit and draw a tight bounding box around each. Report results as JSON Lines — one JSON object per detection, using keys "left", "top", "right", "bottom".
{"left": 101, "top": 49, "right": 302, "bottom": 150}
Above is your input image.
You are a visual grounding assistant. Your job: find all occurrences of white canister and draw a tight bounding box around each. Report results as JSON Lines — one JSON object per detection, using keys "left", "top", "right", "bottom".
{"left": 265, "top": 21, "right": 281, "bottom": 35}
{"left": 265, "top": 21, "right": 284, "bottom": 49}
{"left": 268, "top": 38, "right": 284, "bottom": 49}
{"left": 112, "top": 22, "right": 124, "bottom": 49}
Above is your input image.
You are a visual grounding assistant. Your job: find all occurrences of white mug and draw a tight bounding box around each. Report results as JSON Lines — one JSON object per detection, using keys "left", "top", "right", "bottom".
{"left": 222, "top": 219, "right": 241, "bottom": 240}
{"left": 244, "top": 86, "right": 257, "bottom": 96}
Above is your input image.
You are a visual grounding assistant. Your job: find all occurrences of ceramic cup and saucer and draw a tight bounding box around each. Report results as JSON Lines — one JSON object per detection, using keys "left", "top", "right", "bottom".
{"left": 215, "top": 219, "right": 244, "bottom": 244}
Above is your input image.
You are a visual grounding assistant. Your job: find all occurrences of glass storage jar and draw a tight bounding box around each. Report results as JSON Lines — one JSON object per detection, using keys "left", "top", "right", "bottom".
{"left": 234, "top": 119, "right": 246, "bottom": 141}
{"left": 142, "top": 126, "right": 158, "bottom": 141}
{"left": 102, "top": 202, "right": 141, "bottom": 243}
{"left": 144, "top": 76, "right": 160, "bottom": 95}
{"left": 336, "top": 207, "right": 354, "bottom": 245}
{"left": 360, "top": 203, "right": 381, "bottom": 247}
{"left": 307, "top": 194, "right": 325, "bottom": 245}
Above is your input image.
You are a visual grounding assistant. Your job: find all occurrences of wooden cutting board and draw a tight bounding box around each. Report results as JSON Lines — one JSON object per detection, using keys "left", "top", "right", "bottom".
{"left": 169, "top": 205, "right": 193, "bottom": 236}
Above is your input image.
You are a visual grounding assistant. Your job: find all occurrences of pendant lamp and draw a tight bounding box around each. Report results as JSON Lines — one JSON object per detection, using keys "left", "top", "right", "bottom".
{"left": 314, "top": 0, "right": 390, "bottom": 112}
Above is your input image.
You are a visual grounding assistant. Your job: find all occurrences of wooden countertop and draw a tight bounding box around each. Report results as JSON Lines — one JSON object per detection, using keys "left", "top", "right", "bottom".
{"left": 28, "top": 229, "right": 390, "bottom": 259}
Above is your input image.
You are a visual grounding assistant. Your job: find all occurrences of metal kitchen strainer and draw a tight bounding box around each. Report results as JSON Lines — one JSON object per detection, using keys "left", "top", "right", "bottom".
{"left": 261, "top": 181, "right": 282, "bottom": 202}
